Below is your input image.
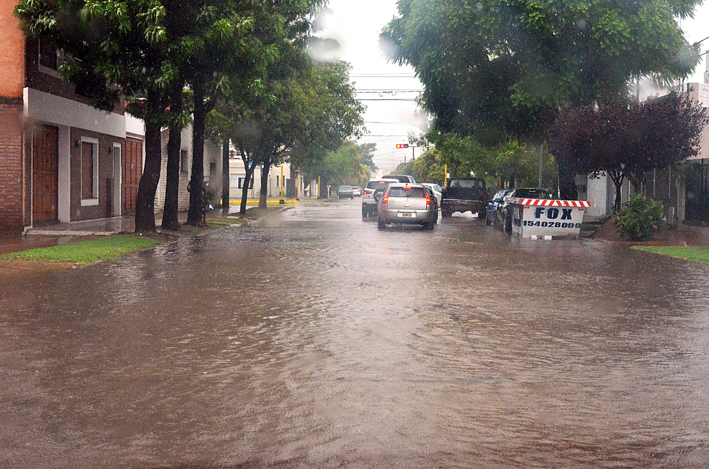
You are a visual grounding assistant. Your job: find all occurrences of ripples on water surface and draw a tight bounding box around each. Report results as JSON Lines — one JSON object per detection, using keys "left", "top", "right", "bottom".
{"left": 1, "top": 201, "right": 709, "bottom": 468}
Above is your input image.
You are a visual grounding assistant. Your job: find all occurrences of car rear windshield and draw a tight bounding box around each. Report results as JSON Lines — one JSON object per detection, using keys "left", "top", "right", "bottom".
{"left": 367, "top": 181, "right": 393, "bottom": 190}
{"left": 449, "top": 179, "right": 483, "bottom": 189}
{"left": 389, "top": 187, "right": 426, "bottom": 198}
{"left": 514, "top": 189, "right": 551, "bottom": 199}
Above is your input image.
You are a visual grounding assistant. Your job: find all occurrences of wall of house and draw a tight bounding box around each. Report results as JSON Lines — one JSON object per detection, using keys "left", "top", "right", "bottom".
{"left": 0, "top": 2, "right": 26, "bottom": 234}
{"left": 0, "top": 104, "right": 25, "bottom": 233}
{"left": 67, "top": 128, "right": 123, "bottom": 221}
{"left": 0, "top": 1, "right": 24, "bottom": 100}
{"left": 154, "top": 126, "right": 223, "bottom": 213}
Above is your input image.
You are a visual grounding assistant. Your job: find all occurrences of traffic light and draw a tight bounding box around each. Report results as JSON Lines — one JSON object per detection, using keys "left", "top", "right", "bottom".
{"left": 396, "top": 144, "right": 409, "bottom": 149}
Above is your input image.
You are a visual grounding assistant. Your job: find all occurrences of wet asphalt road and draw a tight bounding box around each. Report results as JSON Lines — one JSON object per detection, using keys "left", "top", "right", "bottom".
{"left": 2, "top": 198, "right": 709, "bottom": 468}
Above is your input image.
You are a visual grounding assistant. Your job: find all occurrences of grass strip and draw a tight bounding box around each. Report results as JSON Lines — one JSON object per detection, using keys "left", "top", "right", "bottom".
{"left": 0, "top": 234, "right": 163, "bottom": 265}
{"left": 632, "top": 246, "right": 709, "bottom": 264}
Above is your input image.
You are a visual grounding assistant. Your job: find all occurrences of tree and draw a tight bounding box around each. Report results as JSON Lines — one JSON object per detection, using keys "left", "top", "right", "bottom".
{"left": 286, "top": 61, "right": 366, "bottom": 201}
{"left": 176, "top": 0, "right": 269, "bottom": 226}
{"left": 548, "top": 93, "right": 709, "bottom": 211}
{"left": 305, "top": 141, "right": 375, "bottom": 190}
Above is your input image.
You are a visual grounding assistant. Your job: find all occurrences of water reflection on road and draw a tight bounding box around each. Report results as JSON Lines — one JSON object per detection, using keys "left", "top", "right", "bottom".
{"left": 2, "top": 199, "right": 709, "bottom": 468}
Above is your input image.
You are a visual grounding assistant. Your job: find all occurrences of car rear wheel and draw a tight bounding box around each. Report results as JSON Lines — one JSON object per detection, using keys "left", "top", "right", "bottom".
{"left": 377, "top": 219, "right": 386, "bottom": 230}
{"left": 441, "top": 210, "right": 452, "bottom": 218}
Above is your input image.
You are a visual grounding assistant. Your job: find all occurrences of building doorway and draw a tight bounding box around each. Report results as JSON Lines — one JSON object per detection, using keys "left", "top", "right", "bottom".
{"left": 32, "top": 124, "right": 59, "bottom": 223}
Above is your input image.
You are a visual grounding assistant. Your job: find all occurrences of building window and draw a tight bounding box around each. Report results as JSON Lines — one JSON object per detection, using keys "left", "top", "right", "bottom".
{"left": 38, "top": 38, "right": 62, "bottom": 77}
{"left": 276, "top": 175, "right": 280, "bottom": 187}
{"left": 80, "top": 137, "right": 99, "bottom": 205}
{"left": 237, "top": 177, "right": 253, "bottom": 189}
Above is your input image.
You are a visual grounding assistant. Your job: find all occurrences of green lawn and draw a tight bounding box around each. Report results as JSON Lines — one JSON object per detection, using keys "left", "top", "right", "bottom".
{"left": 0, "top": 234, "right": 163, "bottom": 265}
{"left": 632, "top": 246, "right": 709, "bottom": 264}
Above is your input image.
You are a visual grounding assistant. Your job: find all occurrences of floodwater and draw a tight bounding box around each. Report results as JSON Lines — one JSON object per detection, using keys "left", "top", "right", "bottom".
{"left": 2, "top": 199, "right": 709, "bottom": 468}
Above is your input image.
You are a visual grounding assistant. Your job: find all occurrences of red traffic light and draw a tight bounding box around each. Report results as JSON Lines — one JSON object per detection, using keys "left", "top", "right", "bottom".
{"left": 396, "top": 144, "right": 409, "bottom": 149}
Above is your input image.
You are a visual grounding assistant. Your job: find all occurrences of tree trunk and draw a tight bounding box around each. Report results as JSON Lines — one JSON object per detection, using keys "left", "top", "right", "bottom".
{"left": 259, "top": 159, "right": 271, "bottom": 209}
{"left": 134, "top": 98, "right": 163, "bottom": 233}
{"left": 222, "top": 139, "right": 230, "bottom": 214}
{"left": 161, "top": 84, "right": 183, "bottom": 231}
{"left": 186, "top": 88, "right": 208, "bottom": 227}
{"left": 161, "top": 126, "right": 181, "bottom": 231}
{"left": 608, "top": 170, "right": 624, "bottom": 212}
{"left": 239, "top": 154, "right": 254, "bottom": 216}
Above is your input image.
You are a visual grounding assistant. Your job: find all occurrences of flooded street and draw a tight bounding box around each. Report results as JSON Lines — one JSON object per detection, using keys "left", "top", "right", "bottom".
{"left": 2, "top": 199, "right": 709, "bottom": 468}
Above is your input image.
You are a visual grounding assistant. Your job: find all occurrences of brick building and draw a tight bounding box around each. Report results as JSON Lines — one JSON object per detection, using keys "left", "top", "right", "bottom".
{"left": 1, "top": 1, "right": 145, "bottom": 235}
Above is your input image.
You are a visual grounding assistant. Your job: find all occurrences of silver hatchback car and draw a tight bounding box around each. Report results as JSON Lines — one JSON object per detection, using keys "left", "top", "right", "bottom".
{"left": 377, "top": 183, "right": 438, "bottom": 230}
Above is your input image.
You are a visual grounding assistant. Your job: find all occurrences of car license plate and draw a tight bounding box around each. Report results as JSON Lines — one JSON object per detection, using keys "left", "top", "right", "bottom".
{"left": 398, "top": 212, "right": 413, "bottom": 218}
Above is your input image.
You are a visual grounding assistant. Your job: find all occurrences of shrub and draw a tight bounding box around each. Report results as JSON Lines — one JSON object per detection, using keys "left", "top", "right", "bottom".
{"left": 613, "top": 194, "right": 665, "bottom": 241}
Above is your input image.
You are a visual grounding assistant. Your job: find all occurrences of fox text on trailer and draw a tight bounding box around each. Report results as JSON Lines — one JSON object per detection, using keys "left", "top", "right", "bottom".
{"left": 509, "top": 198, "right": 591, "bottom": 239}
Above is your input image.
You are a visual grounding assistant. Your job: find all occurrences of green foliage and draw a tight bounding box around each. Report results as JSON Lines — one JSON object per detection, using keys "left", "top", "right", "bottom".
{"left": 0, "top": 235, "right": 162, "bottom": 265}
{"left": 307, "top": 141, "right": 374, "bottom": 188}
{"left": 613, "top": 194, "right": 665, "bottom": 241}
{"left": 632, "top": 246, "right": 709, "bottom": 264}
{"left": 425, "top": 133, "right": 556, "bottom": 189}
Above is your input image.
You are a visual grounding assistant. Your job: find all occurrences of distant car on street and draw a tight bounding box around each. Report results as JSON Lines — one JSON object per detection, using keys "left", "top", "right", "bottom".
{"left": 383, "top": 174, "right": 416, "bottom": 184}
{"left": 441, "top": 177, "right": 488, "bottom": 219}
{"left": 338, "top": 185, "right": 354, "bottom": 199}
{"left": 494, "top": 188, "right": 553, "bottom": 232}
{"left": 352, "top": 187, "right": 362, "bottom": 197}
{"left": 422, "top": 183, "right": 443, "bottom": 207}
{"left": 362, "top": 178, "right": 399, "bottom": 218}
{"left": 377, "top": 183, "right": 437, "bottom": 230}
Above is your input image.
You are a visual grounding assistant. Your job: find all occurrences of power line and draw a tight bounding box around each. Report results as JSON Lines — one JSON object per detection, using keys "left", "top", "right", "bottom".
{"left": 356, "top": 90, "right": 422, "bottom": 94}
{"left": 351, "top": 74, "right": 416, "bottom": 78}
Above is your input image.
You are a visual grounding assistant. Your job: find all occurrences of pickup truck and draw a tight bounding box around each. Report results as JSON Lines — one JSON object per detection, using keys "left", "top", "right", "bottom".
{"left": 441, "top": 177, "right": 488, "bottom": 219}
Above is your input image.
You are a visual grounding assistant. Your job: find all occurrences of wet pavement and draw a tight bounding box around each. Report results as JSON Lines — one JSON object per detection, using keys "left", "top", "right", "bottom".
{"left": 2, "top": 199, "right": 709, "bottom": 468}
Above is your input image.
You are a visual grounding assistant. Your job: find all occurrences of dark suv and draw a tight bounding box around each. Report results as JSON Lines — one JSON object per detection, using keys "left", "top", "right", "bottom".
{"left": 441, "top": 177, "right": 487, "bottom": 219}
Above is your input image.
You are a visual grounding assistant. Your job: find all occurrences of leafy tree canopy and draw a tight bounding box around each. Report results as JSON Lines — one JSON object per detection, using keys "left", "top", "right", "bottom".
{"left": 309, "top": 141, "right": 375, "bottom": 189}
{"left": 382, "top": 0, "right": 703, "bottom": 143}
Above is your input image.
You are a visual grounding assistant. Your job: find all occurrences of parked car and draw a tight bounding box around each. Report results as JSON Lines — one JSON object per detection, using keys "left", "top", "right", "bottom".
{"left": 377, "top": 183, "right": 437, "bottom": 230}
{"left": 352, "top": 187, "right": 362, "bottom": 197}
{"left": 441, "top": 177, "right": 488, "bottom": 219}
{"left": 362, "top": 178, "right": 399, "bottom": 218}
{"left": 383, "top": 174, "right": 416, "bottom": 184}
{"left": 422, "top": 183, "right": 443, "bottom": 206}
{"left": 485, "top": 189, "right": 511, "bottom": 226}
{"left": 338, "top": 185, "right": 354, "bottom": 199}
{"left": 494, "top": 188, "right": 553, "bottom": 232}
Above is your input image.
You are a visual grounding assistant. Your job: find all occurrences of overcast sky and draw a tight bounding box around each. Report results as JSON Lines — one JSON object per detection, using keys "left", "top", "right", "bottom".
{"left": 319, "top": 0, "right": 709, "bottom": 175}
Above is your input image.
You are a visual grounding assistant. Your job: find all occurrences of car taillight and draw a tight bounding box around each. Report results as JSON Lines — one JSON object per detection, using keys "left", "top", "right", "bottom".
{"left": 425, "top": 193, "right": 431, "bottom": 207}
